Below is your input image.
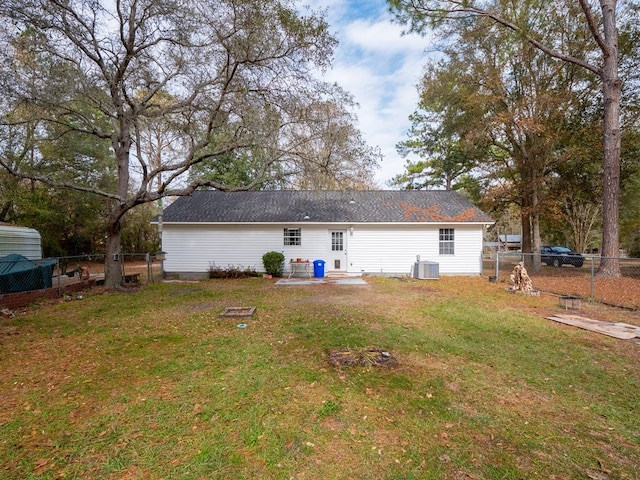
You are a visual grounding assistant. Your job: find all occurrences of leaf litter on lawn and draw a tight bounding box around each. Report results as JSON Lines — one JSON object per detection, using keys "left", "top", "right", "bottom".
{"left": 1, "top": 277, "right": 639, "bottom": 479}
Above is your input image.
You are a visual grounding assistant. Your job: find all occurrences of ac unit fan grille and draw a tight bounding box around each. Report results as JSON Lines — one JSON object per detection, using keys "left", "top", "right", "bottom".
{"left": 412, "top": 261, "right": 439, "bottom": 280}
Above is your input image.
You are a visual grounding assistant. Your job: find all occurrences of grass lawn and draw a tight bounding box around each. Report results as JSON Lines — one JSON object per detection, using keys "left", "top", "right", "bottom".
{"left": 1, "top": 276, "right": 639, "bottom": 479}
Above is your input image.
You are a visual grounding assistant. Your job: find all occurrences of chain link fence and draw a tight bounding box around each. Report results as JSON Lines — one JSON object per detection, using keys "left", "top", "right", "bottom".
{"left": 1, "top": 253, "right": 163, "bottom": 311}
{"left": 484, "top": 252, "right": 640, "bottom": 312}
{"left": 55, "top": 253, "right": 163, "bottom": 285}
{"left": 5, "top": 248, "right": 638, "bottom": 317}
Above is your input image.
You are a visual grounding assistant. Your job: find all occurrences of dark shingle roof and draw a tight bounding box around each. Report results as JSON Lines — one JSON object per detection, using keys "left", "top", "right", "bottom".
{"left": 160, "top": 190, "right": 494, "bottom": 224}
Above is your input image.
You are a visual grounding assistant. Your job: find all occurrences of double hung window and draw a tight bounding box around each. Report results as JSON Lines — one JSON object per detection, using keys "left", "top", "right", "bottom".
{"left": 284, "top": 228, "right": 301, "bottom": 246}
{"left": 439, "top": 228, "right": 454, "bottom": 255}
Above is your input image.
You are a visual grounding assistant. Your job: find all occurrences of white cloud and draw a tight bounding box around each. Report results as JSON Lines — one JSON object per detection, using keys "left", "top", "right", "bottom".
{"left": 300, "top": 0, "right": 433, "bottom": 186}
{"left": 342, "top": 18, "right": 427, "bottom": 55}
{"left": 333, "top": 36, "right": 427, "bottom": 183}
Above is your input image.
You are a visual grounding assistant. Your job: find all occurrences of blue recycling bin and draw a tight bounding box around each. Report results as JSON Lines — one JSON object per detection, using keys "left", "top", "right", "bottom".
{"left": 313, "top": 259, "right": 325, "bottom": 278}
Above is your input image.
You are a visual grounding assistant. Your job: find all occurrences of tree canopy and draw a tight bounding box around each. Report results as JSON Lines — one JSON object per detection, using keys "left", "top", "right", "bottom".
{"left": 0, "top": 0, "right": 379, "bottom": 286}
{"left": 389, "top": 0, "right": 639, "bottom": 275}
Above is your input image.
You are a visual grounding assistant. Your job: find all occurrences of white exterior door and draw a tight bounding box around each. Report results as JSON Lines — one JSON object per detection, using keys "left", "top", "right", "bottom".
{"left": 329, "top": 230, "right": 347, "bottom": 272}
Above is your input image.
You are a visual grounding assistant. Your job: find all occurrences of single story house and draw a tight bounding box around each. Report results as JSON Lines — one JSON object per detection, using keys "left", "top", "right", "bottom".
{"left": 156, "top": 190, "right": 494, "bottom": 278}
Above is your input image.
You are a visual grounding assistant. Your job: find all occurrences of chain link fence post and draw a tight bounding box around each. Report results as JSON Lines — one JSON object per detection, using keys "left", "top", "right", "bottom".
{"left": 590, "top": 256, "right": 595, "bottom": 303}
{"left": 56, "top": 258, "right": 61, "bottom": 297}
{"left": 146, "top": 253, "right": 152, "bottom": 283}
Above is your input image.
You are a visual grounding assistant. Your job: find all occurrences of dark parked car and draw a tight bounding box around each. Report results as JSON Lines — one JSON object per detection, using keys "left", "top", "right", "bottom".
{"left": 541, "top": 245, "right": 584, "bottom": 267}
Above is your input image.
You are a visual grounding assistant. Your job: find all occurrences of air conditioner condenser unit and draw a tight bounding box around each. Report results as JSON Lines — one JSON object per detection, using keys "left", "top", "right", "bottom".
{"left": 412, "top": 260, "right": 439, "bottom": 280}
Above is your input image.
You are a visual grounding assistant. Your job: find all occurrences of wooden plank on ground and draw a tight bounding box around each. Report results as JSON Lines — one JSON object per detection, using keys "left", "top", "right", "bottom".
{"left": 546, "top": 314, "right": 640, "bottom": 340}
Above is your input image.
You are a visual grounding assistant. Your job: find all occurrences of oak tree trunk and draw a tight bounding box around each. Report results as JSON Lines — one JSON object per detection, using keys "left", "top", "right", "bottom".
{"left": 103, "top": 117, "right": 132, "bottom": 289}
{"left": 104, "top": 216, "right": 123, "bottom": 289}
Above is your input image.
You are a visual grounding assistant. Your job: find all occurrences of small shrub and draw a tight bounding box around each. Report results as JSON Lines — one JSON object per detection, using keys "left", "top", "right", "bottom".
{"left": 262, "top": 251, "right": 285, "bottom": 277}
{"left": 208, "top": 263, "right": 259, "bottom": 279}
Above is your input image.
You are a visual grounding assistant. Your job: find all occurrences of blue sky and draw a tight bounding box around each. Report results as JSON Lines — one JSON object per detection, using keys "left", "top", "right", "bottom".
{"left": 308, "top": 0, "right": 430, "bottom": 186}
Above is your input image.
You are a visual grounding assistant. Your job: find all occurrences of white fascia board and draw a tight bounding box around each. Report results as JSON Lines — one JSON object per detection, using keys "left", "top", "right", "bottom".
{"left": 155, "top": 221, "right": 494, "bottom": 226}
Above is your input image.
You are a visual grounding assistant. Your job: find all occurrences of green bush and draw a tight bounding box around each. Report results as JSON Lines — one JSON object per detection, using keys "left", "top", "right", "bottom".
{"left": 262, "top": 251, "right": 285, "bottom": 277}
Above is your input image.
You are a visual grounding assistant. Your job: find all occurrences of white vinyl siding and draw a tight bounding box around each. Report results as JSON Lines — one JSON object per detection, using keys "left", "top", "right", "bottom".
{"left": 0, "top": 225, "right": 42, "bottom": 259}
{"left": 162, "top": 223, "right": 486, "bottom": 277}
{"left": 346, "top": 224, "right": 483, "bottom": 276}
{"left": 163, "top": 224, "right": 328, "bottom": 275}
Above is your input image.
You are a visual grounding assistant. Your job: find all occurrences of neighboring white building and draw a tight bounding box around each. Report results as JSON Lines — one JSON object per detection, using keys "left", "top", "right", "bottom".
{"left": 155, "top": 190, "right": 494, "bottom": 279}
{"left": 0, "top": 224, "right": 43, "bottom": 260}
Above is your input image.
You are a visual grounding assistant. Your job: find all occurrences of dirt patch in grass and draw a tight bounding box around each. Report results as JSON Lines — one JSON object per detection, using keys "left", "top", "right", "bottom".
{"left": 0, "top": 325, "right": 20, "bottom": 336}
{"left": 327, "top": 347, "right": 399, "bottom": 368}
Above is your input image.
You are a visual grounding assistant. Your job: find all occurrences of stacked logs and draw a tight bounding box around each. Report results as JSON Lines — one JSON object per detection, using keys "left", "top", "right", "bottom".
{"left": 509, "top": 261, "right": 537, "bottom": 293}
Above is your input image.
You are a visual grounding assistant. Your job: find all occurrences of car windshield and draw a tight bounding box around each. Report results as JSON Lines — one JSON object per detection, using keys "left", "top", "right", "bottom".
{"left": 553, "top": 247, "right": 572, "bottom": 253}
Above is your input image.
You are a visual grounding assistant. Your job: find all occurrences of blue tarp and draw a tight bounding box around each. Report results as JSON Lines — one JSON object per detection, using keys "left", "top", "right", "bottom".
{"left": 0, "top": 254, "right": 57, "bottom": 293}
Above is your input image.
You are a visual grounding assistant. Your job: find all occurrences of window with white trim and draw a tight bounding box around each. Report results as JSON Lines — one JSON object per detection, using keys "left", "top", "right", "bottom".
{"left": 284, "top": 228, "right": 301, "bottom": 246}
{"left": 439, "top": 228, "right": 455, "bottom": 255}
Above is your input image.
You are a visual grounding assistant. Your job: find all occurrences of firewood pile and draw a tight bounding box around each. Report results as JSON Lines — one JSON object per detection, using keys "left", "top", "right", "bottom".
{"left": 509, "top": 261, "right": 538, "bottom": 295}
